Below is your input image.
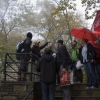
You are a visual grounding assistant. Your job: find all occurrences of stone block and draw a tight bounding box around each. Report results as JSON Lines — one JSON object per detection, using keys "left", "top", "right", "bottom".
{"left": 14, "top": 85, "right": 26, "bottom": 92}
{"left": 3, "top": 96, "right": 18, "bottom": 100}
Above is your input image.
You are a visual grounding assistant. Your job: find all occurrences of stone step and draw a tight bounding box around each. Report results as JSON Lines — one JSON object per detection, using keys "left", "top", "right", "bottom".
{"left": 55, "top": 96, "right": 100, "bottom": 100}
{"left": 1, "top": 81, "right": 100, "bottom": 100}
{"left": 71, "top": 96, "right": 100, "bottom": 100}
{"left": 55, "top": 88, "right": 100, "bottom": 97}
{"left": 71, "top": 89, "right": 100, "bottom": 96}
{"left": 70, "top": 83, "right": 100, "bottom": 89}
{"left": 1, "top": 95, "right": 18, "bottom": 100}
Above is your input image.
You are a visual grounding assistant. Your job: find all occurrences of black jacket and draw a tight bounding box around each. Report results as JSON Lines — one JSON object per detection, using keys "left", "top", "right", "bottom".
{"left": 32, "top": 42, "right": 48, "bottom": 62}
{"left": 56, "top": 45, "right": 70, "bottom": 69}
{"left": 36, "top": 55, "right": 58, "bottom": 82}
{"left": 79, "top": 43, "right": 96, "bottom": 63}
{"left": 24, "top": 37, "right": 32, "bottom": 53}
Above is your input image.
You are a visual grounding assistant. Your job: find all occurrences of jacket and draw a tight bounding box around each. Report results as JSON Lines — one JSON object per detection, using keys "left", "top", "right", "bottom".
{"left": 24, "top": 37, "right": 32, "bottom": 53}
{"left": 32, "top": 42, "right": 48, "bottom": 62}
{"left": 56, "top": 45, "right": 71, "bottom": 68}
{"left": 79, "top": 43, "right": 96, "bottom": 63}
{"left": 71, "top": 44, "right": 79, "bottom": 62}
{"left": 36, "top": 54, "right": 58, "bottom": 82}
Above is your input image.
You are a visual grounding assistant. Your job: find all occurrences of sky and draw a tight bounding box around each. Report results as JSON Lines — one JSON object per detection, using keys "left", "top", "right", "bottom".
{"left": 18, "top": 0, "right": 95, "bottom": 40}
{"left": 18, "top": 0, "right": 94, "bottom": 28}
{"left": 75, "top": 0, "right": 94, "bottom": 29}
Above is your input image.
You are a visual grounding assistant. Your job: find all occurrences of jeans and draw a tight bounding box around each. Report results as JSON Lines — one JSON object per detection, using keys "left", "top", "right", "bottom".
{"left": 73, "top": 66, "right": 83, "bottom": 83}
{"left": 61, "top": 86, "right": 71, "bottom": 100}
{"left": 84, "top": 61, "right": 97, "bottom": 87}
{"left": 73, "top": 62, "right": 83, "bottom": 83}
{"left": 41, "top": 81, "right": 56, "bottom": 100}
{"left": 96, "top": 63, "right": 100, "bottom": 81}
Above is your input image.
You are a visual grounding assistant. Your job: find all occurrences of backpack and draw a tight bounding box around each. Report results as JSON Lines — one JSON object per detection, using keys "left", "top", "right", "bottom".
{"left": 16, "top": 40, "right": 25, "bottom": 60}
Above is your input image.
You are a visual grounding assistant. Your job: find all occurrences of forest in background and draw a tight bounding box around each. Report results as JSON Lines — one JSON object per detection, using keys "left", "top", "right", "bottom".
{"left": 0, "top": 0, "right": 100, "bottom": 68}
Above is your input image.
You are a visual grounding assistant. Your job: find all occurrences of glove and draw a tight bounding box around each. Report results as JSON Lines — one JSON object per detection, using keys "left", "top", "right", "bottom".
{"left": 70, "top": 64, "right": 74, "bottom": 70}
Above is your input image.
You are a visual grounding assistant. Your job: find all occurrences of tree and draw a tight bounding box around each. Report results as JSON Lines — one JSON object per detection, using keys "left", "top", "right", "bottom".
{"left": 81, "top": 0, "right": 100, "bottom": 19}
{"left": 0, "top": 0, "right": 20, "bottom": 43}
{"left": 35, "top": 0, "right": 87, "bottom": 50}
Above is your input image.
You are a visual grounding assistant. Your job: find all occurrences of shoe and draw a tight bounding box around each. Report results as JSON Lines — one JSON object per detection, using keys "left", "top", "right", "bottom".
{"left": 85, "top": 86, "right": 90, "bottom": 89}
{"left": 90, "top": 86, "right": 96, "bottom": 89}
{"left": 18, "top": 78, "right": 21, "bottom": 81}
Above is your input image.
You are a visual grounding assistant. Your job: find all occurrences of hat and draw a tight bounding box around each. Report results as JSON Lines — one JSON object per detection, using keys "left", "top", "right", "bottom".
{"left": 27, "top": 32, "right": 32, "bottom": 39}
{"left": 57, "top": 40, "right": 63, "bottom": 44}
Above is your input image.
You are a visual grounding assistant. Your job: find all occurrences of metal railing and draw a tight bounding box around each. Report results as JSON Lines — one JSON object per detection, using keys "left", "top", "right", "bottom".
{"left": 24, "top": 86, "right": 36, "bottom": 100}
{"left": 3, "top": 52, "right": 41, "bottom": 100}
{"left": 3, "top": 52, "right": 40, "bottom": 81}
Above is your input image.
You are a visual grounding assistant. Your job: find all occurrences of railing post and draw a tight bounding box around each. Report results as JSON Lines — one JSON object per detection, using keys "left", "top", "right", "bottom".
{"left": 30, "top": 54, "right": 33, "bottom": 81}
{"left": 4, "top": 53, "right": 8, "bottom": 81}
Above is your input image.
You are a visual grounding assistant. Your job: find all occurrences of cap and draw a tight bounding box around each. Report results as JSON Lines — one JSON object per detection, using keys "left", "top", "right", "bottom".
{"left": 27, "top": 32, "right": 32, "bottom": 39}
{"left": 57, "top": 40, "right": 63, "bottom": 44}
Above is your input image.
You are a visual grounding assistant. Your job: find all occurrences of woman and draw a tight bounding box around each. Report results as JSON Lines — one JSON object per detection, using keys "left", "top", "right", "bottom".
{"left": 80, "top": 38, "right": 97, "bottom": 89}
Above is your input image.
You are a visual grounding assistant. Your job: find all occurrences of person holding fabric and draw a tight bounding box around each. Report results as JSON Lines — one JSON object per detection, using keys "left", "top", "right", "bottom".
{"left": 71, "top": 40, "right": 83, "bottom": 83}
{"left": 79, "top": 38, "right": 97, "bottom": 89}
{"left": 56, "top": 40, "right": 72, "bottom": 100}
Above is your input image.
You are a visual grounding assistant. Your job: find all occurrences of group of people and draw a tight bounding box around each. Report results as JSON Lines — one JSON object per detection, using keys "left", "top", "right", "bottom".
{"left": 71, "top": 39, "right": 99, "bottom": 89}
{"left": 17, "top": 32, "right": 100, "bottom": 100}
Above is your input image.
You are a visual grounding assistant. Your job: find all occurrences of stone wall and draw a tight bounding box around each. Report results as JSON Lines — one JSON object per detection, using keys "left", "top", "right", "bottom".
{"left": 0, "top": 70, "right": 4, "bottom": 82}
{"left": 0, "top": 81, "right": 34, "bottom": 100}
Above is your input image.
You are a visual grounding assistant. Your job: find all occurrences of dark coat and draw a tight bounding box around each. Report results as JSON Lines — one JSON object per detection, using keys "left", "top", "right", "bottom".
{"left": 36, "top": 55, "right": 58, "bottom": 82}
{"left": 79, "top": 43, "right": 96, "bottom": 63}
{"left": 32, "top": 42, "right": 48, "bottom": 62}
{"left": 56, "top": 45, "right": 71, "bottom": 69}
{"left": 24, "top": 37, "right": 32, "bottom": 53}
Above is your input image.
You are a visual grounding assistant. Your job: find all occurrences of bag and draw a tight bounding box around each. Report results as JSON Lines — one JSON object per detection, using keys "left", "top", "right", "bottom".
{"left": 59, "top": 71, "right": 70, "bottom": 86}
{"left": 76, "top": 60, "right": 83, "bottom": 70}
{"left": 16, "top": 41, "right": 25, "bottom": 60}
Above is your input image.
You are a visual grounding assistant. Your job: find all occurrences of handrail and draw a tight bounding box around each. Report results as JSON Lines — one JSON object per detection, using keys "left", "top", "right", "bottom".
{"left": 4, "top": 52, "right": 40, "bottom": 81}
{"left": 23, "top": 86, "right": 36, "bottom": 100}
{"left": 3, "top": 52, "right": 40, "bottom": 100}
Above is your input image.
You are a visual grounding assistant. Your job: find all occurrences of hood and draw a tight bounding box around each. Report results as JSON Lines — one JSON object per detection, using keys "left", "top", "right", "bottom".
{"left": 42, "top": 55, "right": 53, "bottom": 62}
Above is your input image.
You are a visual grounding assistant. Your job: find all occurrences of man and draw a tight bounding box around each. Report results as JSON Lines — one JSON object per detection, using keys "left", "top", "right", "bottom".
{"left": 32, "top": 41, "right": 49, "bottom": 81}
{"left": 71, "top": 40, "right": 83, "bottom": 83}
{"left": 56, "top": 40, "right": 70, "bottom": 71}
{"left": 36, "top": 48, "right": 58, "bottom": 100}
{"left": 56, "top": 39, "right": 71, "bottom": 100}
{"left": 32, "top": 41, "right": 49, "bottom": 63}
{"left": 18, "top": 32, "right": 32, "bottom": 81}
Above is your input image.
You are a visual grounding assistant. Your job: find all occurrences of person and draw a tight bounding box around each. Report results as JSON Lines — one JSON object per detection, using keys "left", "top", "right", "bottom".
{"left": 36, "top": 48, "right": 58, "bottom": 100}
{"left": 56, "top": 39, "right": 72, "bottom": 100}
{"left": 79, "top": 38, "right": 97, "bottom": 89}
{"left": 18, "top": 32, "right": 33, "bottom": 81}
{"left": 47, "top": 43, "right": 57, "bottom": 58}
{"left": 32, "top": 41, "right": 49, "bottom": 81}
{"left": 95, "top": 47, "right": 100, "bottom": 82}
{"left": 71, "top": 40, "right": 83, "bottom": 83}
{"left": 32, "top": 41, "right": 49, "bottom": 63}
